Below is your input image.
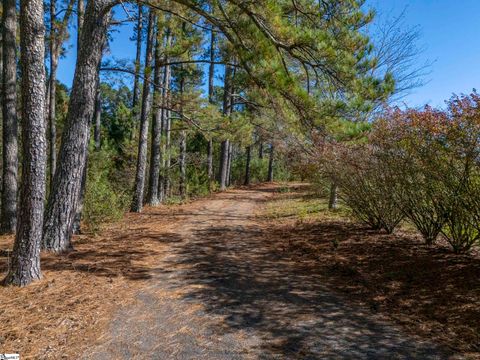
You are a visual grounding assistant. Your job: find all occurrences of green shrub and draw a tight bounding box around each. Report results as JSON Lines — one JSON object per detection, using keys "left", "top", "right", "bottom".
{"left": 83, "top": 146, "right": 131, "bottom": 232}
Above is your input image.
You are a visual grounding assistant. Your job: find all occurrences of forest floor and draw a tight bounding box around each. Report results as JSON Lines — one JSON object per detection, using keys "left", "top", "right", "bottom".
{"left": 0, "top": 183, "right": 479, "bottom": 359}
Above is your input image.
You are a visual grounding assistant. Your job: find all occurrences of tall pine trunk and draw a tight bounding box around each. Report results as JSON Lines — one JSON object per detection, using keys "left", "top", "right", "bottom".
{"left": 48, "top": 0, "right": 58, "bottom": 190}
{"left": 162, "top": 71, "right": 172, "bottom": 199}
{"left": 4, "top": 0, "right": 47, "bottom": 285}
{"left": 1, "top": 0, "right": 19, "bottom": 234}
{"left": 219, "top": 64, "right": 232, "bottom": 191}
{"left": 147, "top": 20, "right": 163, "bottom": 206}
{"left": 42, "top": 0, "right": 112, "bottom": 252}
{"left": 77, "top": 0, "right": 84, "bottom": 45}
{"left": 178, "top": 75, "right": 187, "bottom": 199}
{"left": 93, "top": 76, "right": 102, "bottom": 151}
{"left": 226, "top": 142, "right": 233, "bottom": 187}
{"left": 219, "top": 140, "right": 229, "bottom": 190}
{"left": 267, "top": 144, "right": 274, "bottom": 182}
{"left": 206, "top": 28, "right": 215, "bottom": 187}
{"left": 131, "top": 11, "right": 155, "bottom": 212}
{"left": 159, "top": 33, "right": 172, "bottom": 200}
{"left": 244, "top": 146, "right": 251, "bottom": 186}
{"left": 73, "top": 35, "right": 104, "bottom": 235}
{"left": 163, "top": 107, "right": 171, "bottom": 198}
{"left": 131, "top": 5, "right": 143, "bottom": 124}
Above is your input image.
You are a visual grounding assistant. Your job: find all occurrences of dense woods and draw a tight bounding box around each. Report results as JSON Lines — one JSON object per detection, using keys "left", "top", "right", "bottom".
{"left": 0, "top": 0, "right": 396, "bottom": 286}
{"left": 0, "top": 0, "right": 479, "bottom": 357}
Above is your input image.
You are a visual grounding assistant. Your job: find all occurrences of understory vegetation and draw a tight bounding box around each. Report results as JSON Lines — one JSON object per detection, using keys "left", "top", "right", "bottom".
{"left": 292, "top": 93, "right": 480, "bottom": 254}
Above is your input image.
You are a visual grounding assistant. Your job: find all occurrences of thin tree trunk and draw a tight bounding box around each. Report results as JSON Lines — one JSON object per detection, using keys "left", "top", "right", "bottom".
{"left": 328, "top": 182, "right": 338, "bottom": 210}
{"left": 159, "top": 34, "right": 171, "bottom": 200}
{"left": 164, "top": 108, "right": 171, "bottom": 198}
{"left": 3, "top": 0, "right": 47, "bottom": 285}
{"left": 77, "top": 0, "right": 84, "bottom": 46}
{"left": 179, "top": 128, "right": 187, "bottom": 198}
{"left": 93, "top": 72, "right": 101, "bottom": 151}
{"left": 225, "top": 61, "right": 236, "bottom": 187}
{"left": 131, "top": 10, "right": 155, "bottom": 212}
{"left": 259, "top": 142, "right": 263, "bottom": 159}
{"left": 178, "top": 75, "right": 187, "bottom": 199}
{"left": 226, "top": 142, "right": 232, "bottom": 187}
{"left": 244, "top": 146, "right": 251, "bottom": 186}
{"left": 267, "top": 143, "right": 274, "bottom": 182}
{"left": 42, "top": 0, "right": 112, "bottom": 252}
{"left": 1, "top": 0, "right": 19, "bottom": 234}
{"left": 207, "top": 139, "right": 213, "bottom": 185}
{"left": 219, "top": 140, "right": 229, "bottom": 190}
{"left": 207, "top": 28, "right": 215, "bottom": 187}
{"left": 131, "top": 5, "right": 143, "bottom": 124}
{"left": 147, "top": 20, "right": 163, "bottom": 206}
{"left": 219, "top": 64, "right": 232, "bottom": 191}
{"left": 48, "top": 0, "right": 58, "bottom": 191}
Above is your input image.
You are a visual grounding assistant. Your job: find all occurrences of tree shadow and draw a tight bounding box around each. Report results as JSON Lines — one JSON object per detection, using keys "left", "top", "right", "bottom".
{"left": 164, "top": 221, "right": 454, "bottom": 359}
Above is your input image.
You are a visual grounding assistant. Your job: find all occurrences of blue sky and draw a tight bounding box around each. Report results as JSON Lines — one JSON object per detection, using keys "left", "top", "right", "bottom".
{"left": 57, "top": 1, "right": 480, "bottom": 108}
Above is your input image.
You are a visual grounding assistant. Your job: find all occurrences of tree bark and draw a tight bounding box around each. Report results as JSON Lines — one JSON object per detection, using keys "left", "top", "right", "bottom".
{"left": 267, "top": 143, "right": 274, "bottom": 182}
{"left": 74, "top": 39, "right": 104, "bottom": 234}
{"left": 48, "top": 0, "right": 58, "bottom": 191}
{"left": 244, "top": 146, "right": 251, "bottom": 186}
{"left": 219, "top": 140, "right": 229, "bottom": 190}
{"left": 42, "top": 0, "right": 112, "bottom": 252}
{"left": 1, "top": 0, "right": 19, "bottom": 234}
{"left": 328, "top": 181, "right": 338, "bottom": 210}
{"left": 77, "top": 0, "right": 84, "bottom": 47}
{"left": 159, "top": 33, "right": 171, "bottom": 200}
{"left": 163, "top": 108, "right": 171, "bottom": 198}
{"left": 219, "top": 64, "right": 232, "bottom": 191}
{"left": 3, "top": 0, "right": 46, "bottom": 286}
{"left": 226, "top": 142, "right": 233, "bottom": 187}
{"left": 131, "top": 5, "right": 143, "bottom": 122}
{"left": 179, "top": 128, "right": 187, "bottom": 198}
{"left": 131, "top": 10, "right": 155, "bottom": 212}
{"left": 147, "top": 20, "right": 163, "bottom": 206}
{"left": 258, "top": 142, "right": 264, "bottom": 159}
{"left": 178, "top": 75, "right": 187, "bottom": 199}
{"left": 93, "top": 71, "right": 102, "bottom": 151}
{"left": 207, "top": 27, "right": 215, "bottom": 187}
{"left": 162, "top": 61, "right": 172, "bottom": 199}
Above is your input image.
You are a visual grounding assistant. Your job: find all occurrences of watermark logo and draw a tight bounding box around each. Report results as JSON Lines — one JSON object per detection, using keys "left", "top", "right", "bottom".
{"left": 0, "top": 354, "right": 20, "bottom": 360}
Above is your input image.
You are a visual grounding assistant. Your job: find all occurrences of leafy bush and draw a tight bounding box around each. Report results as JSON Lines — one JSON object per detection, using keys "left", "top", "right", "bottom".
{"left": 371, "top": 109, "right": 451, "bottom": 244}
{"left": 323, "top": 143, "right": 404, "bottom": 233}
{"left": 327, "top": 93, "right": 480, "bottom": 252}
{"left": 83, "top": 146, "right": 131, "bottom": 232}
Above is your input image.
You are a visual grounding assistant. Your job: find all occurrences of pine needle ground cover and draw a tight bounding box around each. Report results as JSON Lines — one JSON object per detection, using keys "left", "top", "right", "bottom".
{"left": 0, "top": 206, "right": 179, "bottom": 359}
{"left": 0, "top": 184, "right": 478, "bottom": 358}
{"left": 264, "top": 184, "right": 480, "bottom": 357}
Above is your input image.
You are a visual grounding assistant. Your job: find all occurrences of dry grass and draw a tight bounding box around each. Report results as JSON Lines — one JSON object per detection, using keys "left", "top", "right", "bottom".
{"left": 264, "top": 184, "right": 480, "bottom": 358}
{"left": 0, "top": 205, "right": 180, "bottom": 359}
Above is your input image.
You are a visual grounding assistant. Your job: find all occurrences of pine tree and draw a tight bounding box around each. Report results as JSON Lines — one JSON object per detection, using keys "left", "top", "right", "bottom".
{"left": 1, "top": 0, "right": 18, "bottom": 234}
{"left": 131, "top": 10, "right": 155, "bottom": 213}
{"left": 4, "top": 0, "right": 47, "bottom": 286}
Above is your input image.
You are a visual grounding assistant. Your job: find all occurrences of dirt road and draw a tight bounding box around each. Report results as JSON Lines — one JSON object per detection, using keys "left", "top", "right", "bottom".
{"left": 83, "top": 185, "right": 450, "bottom": 359}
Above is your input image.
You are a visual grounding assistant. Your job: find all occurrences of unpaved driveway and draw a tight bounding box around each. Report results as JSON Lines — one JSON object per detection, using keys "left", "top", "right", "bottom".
{"left": 83, "top": 186, "right": 451, "bottom": 359}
